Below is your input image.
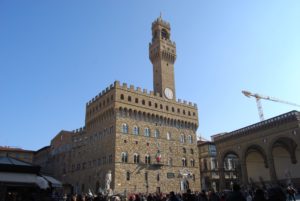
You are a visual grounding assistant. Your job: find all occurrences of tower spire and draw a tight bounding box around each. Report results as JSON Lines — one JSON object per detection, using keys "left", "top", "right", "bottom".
{"left": 149, "top": 17, "right": 177, "bottom": 100}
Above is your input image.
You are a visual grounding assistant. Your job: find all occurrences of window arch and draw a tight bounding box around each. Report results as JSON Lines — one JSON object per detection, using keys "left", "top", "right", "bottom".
{"left": 190, "top": 159, "right": 195, "bottom": 167}
{"left": 188, "top": 135, "right": 193, "bottom": 144}
{"left": 182, "top": 158, "right": 187, "bottom": 167}
{"left": 180, "top": 134, "right": 185, "bottom": 143}
{"left": 154, "top": 129, "right": 160, "bottom": 138}
{"left": 122, "top": 123, "right": 128, "bottom": 134}
{"left": 120, "top": 94, "right": 124, "bottom": 100}
{"left": 133, "top": 153, "right": 140, "bottom": 164}
{"left": 161, "top": 29, "right": 169, "bottom": 39}
{"left": 145, "top": 155, "right": 151, "bottom": 164}
{"left": 167, "top": 132, "right": 171, "bottom": 140}
{"left": 168, "top": 157, "right": 173, "bottom": 166}
{"left": 183, "top": 148, "right": 186, "bottom": 154}
{"left": 126, "top": 171, "right": 130, "bottom": 181}
{"left": 121, "top": 152, "right": 128, "bottom": 163}
{"left": 144, "top": 128, "right": 150, "bottom": 137}
{"left": 190, "top": 149, "right": 194, "bottom": 155}
{"left": 133, "top": 126, "right": 139, "bottom": 135}
{"left": 128, "top": 96, "right": 132, "bottom": 102}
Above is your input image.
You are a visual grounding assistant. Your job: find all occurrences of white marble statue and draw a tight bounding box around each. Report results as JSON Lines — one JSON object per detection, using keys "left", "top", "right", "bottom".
{"left": 105, "top": 170, "right": 112, "bottom": 191}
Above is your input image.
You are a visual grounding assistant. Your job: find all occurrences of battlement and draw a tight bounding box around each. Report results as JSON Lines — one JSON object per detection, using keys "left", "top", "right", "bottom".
{"left": 72, "top": 126, "right": 86, "bottom": 134}
{"left": 149, "top": 40, "right": 176, "bottom": 47}
{"left": 86, "top": 80, "right": 198, "bottom": 109}
{"left": 86, "top": 83, "right": 115, "bottom": 106}
{"left": 213, "top": 110, "right": 300, "bottom": 142}
{"left": 152, "top": 16, "right": 170, "bottom": 29}
{"left": 115, "top": 81, "right": 197, "bottom": 109}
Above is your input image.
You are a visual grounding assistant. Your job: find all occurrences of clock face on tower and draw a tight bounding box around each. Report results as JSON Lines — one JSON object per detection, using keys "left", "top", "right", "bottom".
{"left": 164, "top": 88, "right": 173, "bottom": 100}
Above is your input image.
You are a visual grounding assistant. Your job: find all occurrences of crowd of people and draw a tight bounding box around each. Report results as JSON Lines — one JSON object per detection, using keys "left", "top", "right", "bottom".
{"left": 4, "top": 183, "right": 298, "bottom": 201}
{"left": 62, "top": 184, "right": 298, "bottom": 201}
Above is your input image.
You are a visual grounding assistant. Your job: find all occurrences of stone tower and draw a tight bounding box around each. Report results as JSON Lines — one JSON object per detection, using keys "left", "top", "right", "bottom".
{"left": 149, "top": 16, "right": 177, "bottom": 100}
{"left": 44, "top": 16, "right": 200, "bottom": 194}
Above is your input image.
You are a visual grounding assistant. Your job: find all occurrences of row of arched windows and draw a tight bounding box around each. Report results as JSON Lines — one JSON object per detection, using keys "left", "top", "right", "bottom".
{"left": 120, "top": 94, "right": 196, "bottom": 117}
{"left": 121, "top": 123, "right": 194, "bottom": 143}
{"left": 122, "top": 123, "right": 159, "bottom": 137}
{"left": 121, "top": 152, "right": 195, "bottom": 167}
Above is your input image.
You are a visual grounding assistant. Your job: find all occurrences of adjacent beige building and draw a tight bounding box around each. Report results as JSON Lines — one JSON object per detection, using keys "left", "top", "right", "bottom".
{"left": 40, "top": 16, "right": 200, "bottom": 194}
{"left": 213, "top": 110, "right": 300, "bottom": 190}
{"left": 0, "top": 146, "right": 34, "bottom": 164}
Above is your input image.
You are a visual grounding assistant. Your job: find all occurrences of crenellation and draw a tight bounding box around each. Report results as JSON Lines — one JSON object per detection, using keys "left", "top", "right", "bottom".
{"left": 114, "top": 80, "right": 120, "bottom": 87}
{"left": 122, "top": 83, "right": 128, "bottom": 89}
{"left": 136, "top": 87, "right": 142, "bottom": 92}
{"left": 47, "top": 17, "right": 200, "bottom": 194}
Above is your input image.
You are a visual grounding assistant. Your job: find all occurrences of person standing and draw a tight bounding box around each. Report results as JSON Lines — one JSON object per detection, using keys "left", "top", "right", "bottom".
{"left": 225, "top": 184, "right": 246, "bottom": 201}
{"left": 287, "top": 184, "right": 296, "bottom": 201}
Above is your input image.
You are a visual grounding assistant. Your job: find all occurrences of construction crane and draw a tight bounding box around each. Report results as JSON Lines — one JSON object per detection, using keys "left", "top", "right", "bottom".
{"left": 242, "top": 90, "right": 300, "bottom": 121}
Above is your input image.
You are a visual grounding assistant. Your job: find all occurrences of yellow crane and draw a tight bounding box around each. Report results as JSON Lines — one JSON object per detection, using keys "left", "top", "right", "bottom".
{"left": 242, "top": 90, "right": 300, "bottom": 121}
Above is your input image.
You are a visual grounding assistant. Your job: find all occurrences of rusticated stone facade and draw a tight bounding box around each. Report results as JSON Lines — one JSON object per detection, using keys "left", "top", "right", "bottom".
{"left": 41, "top": 16, "right": 200, "bottom": 194}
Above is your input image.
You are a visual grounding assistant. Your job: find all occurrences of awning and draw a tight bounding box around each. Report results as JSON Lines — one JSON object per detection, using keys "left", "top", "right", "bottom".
{"left": 0, "top": 172, "right": 50, "bottom": 189}
{"left": 41, "top": 175, "right": 62, "bottom": 188}
{"left": 0, "top": 172, "right": 38, "bottom": 184}
{"left": 0, "top": 172, "right": 62, "bottom": 189}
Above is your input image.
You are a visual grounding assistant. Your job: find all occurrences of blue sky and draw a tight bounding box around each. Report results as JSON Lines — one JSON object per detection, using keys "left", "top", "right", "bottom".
{"left": 1, "top": 1, "right": 299, "bottom": 150}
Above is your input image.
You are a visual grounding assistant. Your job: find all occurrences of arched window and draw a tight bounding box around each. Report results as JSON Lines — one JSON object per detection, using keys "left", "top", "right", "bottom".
{"left": 168, "top": 158, "right": 173, "bottom": 166}
{"left": 122, "top": 123, "right": 128, "bottom": 134}
{"left": 121, "top": 152, "right": 128, "bottom": 163}
{"left": 182, "top": 158, "right": 187, "bottom": 167}
{"left": 133, "top": 126, "right": 139, "bottom": 135}
{"left": 120, "top": 94, "right": 124, "bottom": 100}
{"left": 180, "top": 134, "right": 185, "bottom": 143}
{"left": 188, "top": 135, "right": 193, "bottom": 144}
{"left": 144, "top": 128, "right": 150, "bottom": 137}
{"left": 167, "top": 132, "right": 171, "bottom": 140}
{"left": 183, "top": 148, "right": 186, "bottom": 154}
{"left": 126, "top": 171, "right": 130, "bottom": 181}
{"left": 161, "top": 29, "right": 169, "bottom": 39}
{"left": 190, "top": 149, "right": 194, "bottom": 155}
{"left": 145, "top": 155, "right": 151, "bottom": 164}
{"left": 133, "top": 153, "right": 140, "bottom": 164}
{"left": 154, "top": 129, "right": 160, "bottom": 138}
{"left": 190, "top": 159, "right": 195, "bottom": 167}
{"left": 128, "top": 96, "right": 132, "bottom": 102}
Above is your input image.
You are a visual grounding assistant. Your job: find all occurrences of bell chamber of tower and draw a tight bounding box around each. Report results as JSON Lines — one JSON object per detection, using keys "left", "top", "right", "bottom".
{"left": 149, "top": 16, "right": 177, "bottom": 101}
